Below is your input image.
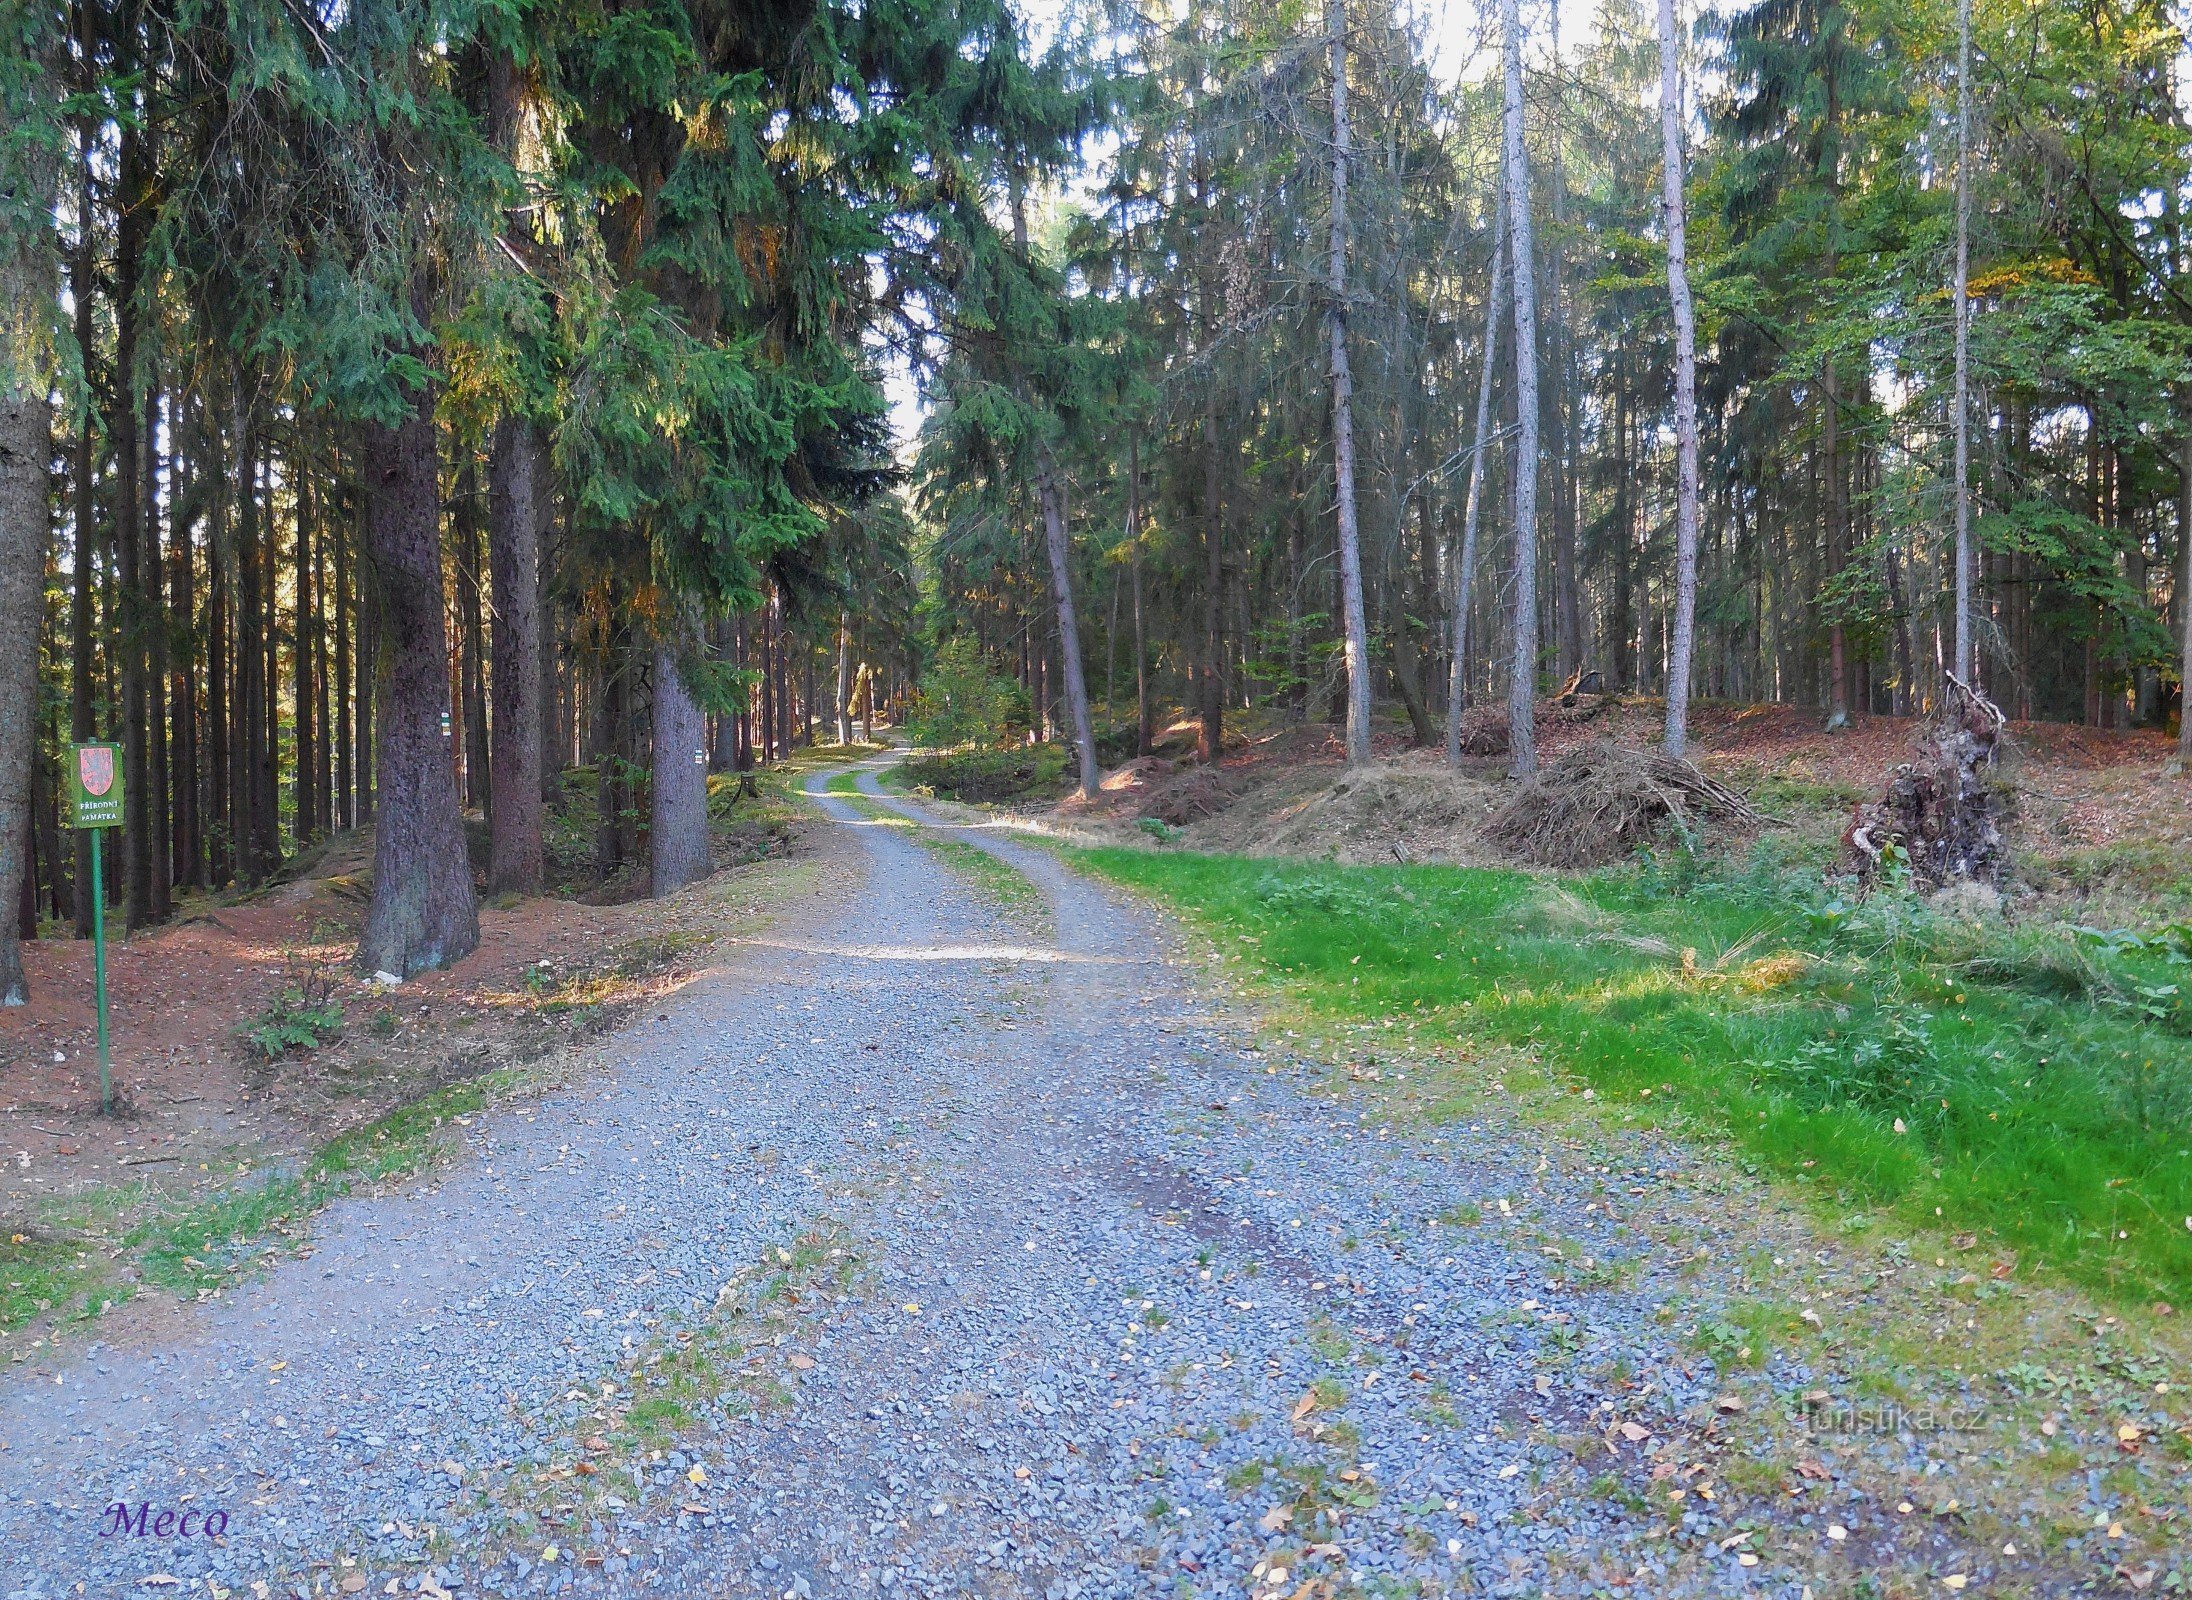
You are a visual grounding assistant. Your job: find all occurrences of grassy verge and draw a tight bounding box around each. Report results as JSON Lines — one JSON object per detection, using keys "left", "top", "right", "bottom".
{"left": 3, "top": 1066, "right": 538, "bottom": 1338}
{"left": 1076, "top": 844, "right": 2192, "bottom": 1309}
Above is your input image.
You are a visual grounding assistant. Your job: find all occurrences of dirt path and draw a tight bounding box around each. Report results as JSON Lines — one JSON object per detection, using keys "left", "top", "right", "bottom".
{"left": 0, "top": 759, "right": 1991, "bottom": 1599}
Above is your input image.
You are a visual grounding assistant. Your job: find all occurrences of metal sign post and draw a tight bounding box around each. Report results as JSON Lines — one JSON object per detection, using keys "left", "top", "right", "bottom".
{"left": 67, "top": 743, "right": 124, "bottom": 1115}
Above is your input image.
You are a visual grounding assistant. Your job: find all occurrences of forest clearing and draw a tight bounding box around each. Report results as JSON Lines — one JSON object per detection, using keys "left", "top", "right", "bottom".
{"left": 5, "top": 0, "right": 2192, "bottom": 1590}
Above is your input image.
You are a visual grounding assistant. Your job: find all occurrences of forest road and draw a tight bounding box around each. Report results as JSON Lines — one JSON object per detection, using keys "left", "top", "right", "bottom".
{"left": 0, "top": 755, "right": 1701, "bottom": 1600}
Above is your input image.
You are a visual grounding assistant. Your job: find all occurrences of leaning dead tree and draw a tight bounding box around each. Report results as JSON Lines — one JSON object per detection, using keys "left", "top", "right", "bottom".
{"left": 1844, "top": 675, "right": 2009, "bottom": 888}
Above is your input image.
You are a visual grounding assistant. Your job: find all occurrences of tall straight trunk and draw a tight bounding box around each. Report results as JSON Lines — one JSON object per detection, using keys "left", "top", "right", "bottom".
{"left": 356, "top": 389, "right": 478, "bottom": 978}
{"left": 1546, "top": 0, "right": 1581, "bottom": 680}
{"left": 293, "top": 466, "right": 318, "bottom": 843}
{"left": 69, "top": 115, "right": 96, "bottom": 935}
{"left": 1129, "top": 432, "right": 1151, "bottom": 755}
{"left": 650, "top": 631, "right": 709, "bottom": 895}
{"left": 0, "top": 211, "right": 56, "bottom": 1000}
{"left": 312, "top": 484, "right": 332, "bottom": 831}
{"left": 2180, "top": 409, "right": 2192, "bottom": 760}
{"left": 235, "top": 426, "right": 267, "bottom": 882}
{"left": 487, "top": 417, "right": 545, "bottom": 893}
{"left": 170, "top": 398, "right": 199, "bottom": 886}
{"left": 206, "top": 501, "right": 228, "bottom": 883}
{"left": 114, "top": 60, "right": 156, "bottom": 929}
{"left": 1328, "top": 0, "right": 1372, "bottom": 767}
{"left": 1950, "top": 0, "right": 1975, "bottom": 685}
{"left": 1659, "top": 0, "right": 1704, "bottom": 757}
{"left": 457, "top": 477, "right": 489, "bottom": 811}
{"left": 1448, "top": 176, "right": 1509, "bottom": 767}
{"left": 1039, "top": 466, "right": 1100, "bottom": 798}
{"left": 1199, "top": 379, "right": 1224, "bottom": 764}
{"left": 145, "top": 382, "right": 169, "bottom": 917}
{"left": 834, "top": 609, "right": 852, "bottom": 745}
{"left": 354, "top": 485, "right": 375, "bottom": 824}
{"left": 1501, "top": 0, "right": 1544, "bottom": 779}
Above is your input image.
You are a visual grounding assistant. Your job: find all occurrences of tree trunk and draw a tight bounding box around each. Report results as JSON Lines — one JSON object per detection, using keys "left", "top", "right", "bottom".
{"left": 487, "top": 416, "right": 545, "bottom": 894}
{"left": 1502, "top": 0, "right": 1544, "bottom": 779}
{"left": 1328, "top": 0, "right": 1372, "bottom": 767}
{"left": 650, "top": 632, "right": 710, "bottom": 895}
{"left": 356, "top": 396, "right": 478, "bottom": 978}
{"left": 1448, "top": 175, "right": 1508, "bottom": 767}
{"left": 1129, "top": 433, "right": 1151, "bottom": 755}
{"left": 1038, "top": 466, "right": 1100, "bottom": 798}
{"left": 1950, "top": 0, "right": 1975, "bottom": 685}
{"left": 2180, "top": 406, "right": 2192, "bottom": 762}
{"left": 0, "top": 217, "right": 56, "bottom": 1001}
{"left": 69, "top": 119, "right": 96, "bottom": 935}
{"left": 1659, "top": 0, "right": 1704, "bottom": 758}
{"left": 834, "top": 609, "right": 852, "bottom": 745}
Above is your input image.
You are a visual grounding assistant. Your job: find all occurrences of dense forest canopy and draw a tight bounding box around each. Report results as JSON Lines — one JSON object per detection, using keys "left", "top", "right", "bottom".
{"left": 0, "top": 0, "right": 2187, "bottom": 993}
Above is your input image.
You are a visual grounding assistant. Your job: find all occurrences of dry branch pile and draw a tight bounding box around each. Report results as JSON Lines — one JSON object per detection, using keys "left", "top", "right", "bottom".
{"left": 1843, "top": 676, "right": 2010, "bottom": 887}
{"left": 1453, "top": 687, "right": 1618, "bottom": 756}
{"left": 1485, "top": 739, "right": 1763, "bottom": 868}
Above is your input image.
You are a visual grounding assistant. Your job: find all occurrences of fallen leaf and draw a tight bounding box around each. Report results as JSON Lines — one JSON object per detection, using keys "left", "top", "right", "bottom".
{"left": 680, "top": 1502, "right": 710, "bottom": 1516}
{"left": 340, "top": 1580, "right": 367, "bottom": 1596}
{"left": 1942, "top": 1578, "right": 1967, "bottom": 1592}
{"left": 1715, "top": 1394, "right": 1744, "bottom": 1413}
{"left": 1290, "top": 1392, "right": 1318, "bottom": 1423}
{"left": 1534, "top": 1375, "right": 1552, "bottom": 1397}
{"left": 686, "top": 1464, "right": 708, "bottom": 1486}
{"left": 1618, "top": 1421, "right": 1651, "bottom": 1443}
{"left": 1826, "top": 1524, "right": 1847, "bottom": 1541}
{"left": 1795, "top": 1460, "right": 1829, "bottom": 1481}
{"left": 788, "top": 1353, "right": 815, "bottom": 1370}
{"left": 1498, "top": 1463, "right": 1521, "bottom": 1479}
{"left": 1259, "top": 1505, "right": 1293, "bottom": 1532}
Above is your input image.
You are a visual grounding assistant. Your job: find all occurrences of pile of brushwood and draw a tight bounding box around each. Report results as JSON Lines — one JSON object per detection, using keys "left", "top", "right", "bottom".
{"left": 1453, "top": 672, "right": 1616, "bottom": 756}
{"left": 1843, "top": 675, "right": 2010, "bottom": 888}
{"left": 1486, "top": 738, "right": 1763, "bottom": 868}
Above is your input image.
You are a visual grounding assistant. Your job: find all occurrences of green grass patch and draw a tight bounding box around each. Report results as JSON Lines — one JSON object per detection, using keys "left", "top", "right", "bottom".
{"left": 1075, "top": 845, "right": 2192, "bottom": 1305}
{"left": 0, "top": 1066, "right": 532, "bottom": 1332}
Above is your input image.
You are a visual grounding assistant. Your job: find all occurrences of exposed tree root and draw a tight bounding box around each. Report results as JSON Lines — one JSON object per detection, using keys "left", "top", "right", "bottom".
{"left": 1843, "top": 674, "right": 2011, "bottom": 888}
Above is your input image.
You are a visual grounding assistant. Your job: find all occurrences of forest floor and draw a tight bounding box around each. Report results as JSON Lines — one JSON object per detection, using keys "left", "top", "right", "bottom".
{"left": 0, "top": 757, "right": 822, "bottom": 1342}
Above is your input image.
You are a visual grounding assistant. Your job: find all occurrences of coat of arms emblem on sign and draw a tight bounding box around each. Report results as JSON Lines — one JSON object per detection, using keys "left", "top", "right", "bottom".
{"left": 78, "top": 744, "right": 115, "bottom": 797}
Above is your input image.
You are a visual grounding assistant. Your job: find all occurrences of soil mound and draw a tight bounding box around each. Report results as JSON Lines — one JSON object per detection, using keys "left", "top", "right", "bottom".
{"left": 1217, "top": 766, "right": 1504, "bottom": 864}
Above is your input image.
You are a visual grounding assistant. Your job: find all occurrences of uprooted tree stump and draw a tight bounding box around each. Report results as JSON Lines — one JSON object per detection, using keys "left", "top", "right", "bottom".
{"left": 1843, "top": 675, "right": 2010, "bottom": 888}
{"left": 1484, "top": 739, "right": 1764, "bottom": 868}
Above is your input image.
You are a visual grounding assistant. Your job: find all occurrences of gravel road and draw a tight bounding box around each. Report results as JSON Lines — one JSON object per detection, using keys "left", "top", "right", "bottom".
{"left": 0, "top": 760, "right": 1780, "bottom": 1600}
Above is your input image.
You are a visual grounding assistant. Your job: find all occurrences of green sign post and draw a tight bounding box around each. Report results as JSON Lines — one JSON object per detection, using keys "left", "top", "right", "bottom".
{"left": 67, "top": 743, "right": 123, "bottom": 1114}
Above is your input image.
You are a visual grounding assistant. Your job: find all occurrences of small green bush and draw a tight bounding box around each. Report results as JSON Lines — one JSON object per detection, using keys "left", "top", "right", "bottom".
{"left": 238, "top": 970, "right": 344, "bottom": 1060}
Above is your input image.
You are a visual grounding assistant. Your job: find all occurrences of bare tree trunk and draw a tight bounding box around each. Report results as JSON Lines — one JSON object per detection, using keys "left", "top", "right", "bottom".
{"left": 1129, "top": 432, "right": 1151, "bottom": 756}
{"left": 834, "top": 609, "right": 852, "bottom": 745}
{"left": 356, "top": 392, "right": 479, "bottom": 979}
{"left": 2180, "top": 409, "right": 2192, "bottom": 762}
{"left": 1328, "top": 0, "right": 1372, "bottom": 766}
{"left": 1038, "top": 466, "right": 1100, "bottom": 798}
{"left": 488, "top": 416, "right": 545, "bottom": 893}
{"left": 1502, "top": 0, "right": 1544, "bottom": 779}
{"left": 1659, "top": 0, "right": 1704, "bottom": 757}
{"left": 1950, "top": 0, "right": 1975, "bottom": 685}
{"left": 1447, "top": 176, "right": 1508, "bottom": 767}
{"left": 0, "top": 218, "right": 56, "bottom": 1001}
{"left": 650, "top": 631, "right": 710, "bottom": 895}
